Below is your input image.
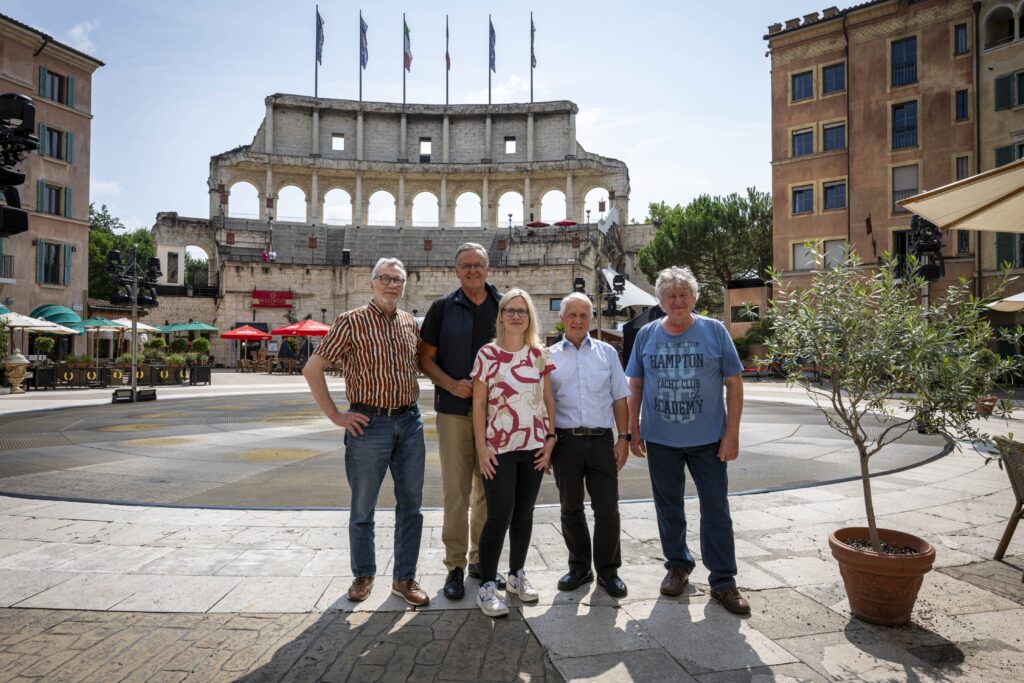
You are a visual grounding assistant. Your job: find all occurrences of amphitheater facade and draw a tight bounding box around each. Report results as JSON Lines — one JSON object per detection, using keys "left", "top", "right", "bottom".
{"left": 151, "top": 94, "right": 655, "bottom": 365}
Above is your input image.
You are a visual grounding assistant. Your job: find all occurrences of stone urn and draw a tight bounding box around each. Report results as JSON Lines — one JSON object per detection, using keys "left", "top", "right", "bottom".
{"left": 3, "top": 348, "right": 30, "bottom": 394}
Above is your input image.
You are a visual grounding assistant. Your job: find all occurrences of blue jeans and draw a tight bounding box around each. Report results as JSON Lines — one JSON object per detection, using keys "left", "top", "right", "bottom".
{"left": 344, "top": 407, "right": 425, "bottom": 580}
{"left": 646, "top": 440, "right": 737, "bottom": 591}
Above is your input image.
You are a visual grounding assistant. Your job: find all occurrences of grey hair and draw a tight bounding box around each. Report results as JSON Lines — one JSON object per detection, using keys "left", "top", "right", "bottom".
{"left": 559, "top": 292, "right": 593, "bottom": 316}
{"left": 655, "top": 266, "right": 700, "bottom": 304}
{"left": 371, "top": 257, "right": 407, "bottom": 280}
{"left": 455, "top": 242, "right": 488, "bottom": 265}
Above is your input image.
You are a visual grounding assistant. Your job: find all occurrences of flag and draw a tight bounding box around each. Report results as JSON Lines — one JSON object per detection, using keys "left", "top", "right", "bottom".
{"left": 445, "top": 18, "right": 450, "bottom": 70}
{"left": 316, "top": 10, "right": 325, "bottom": 65}
{"left": 489, "top": 19, "right": 496, "bottom": 72}
{"left": 404, "top": 18, "right": 412, "bottom": 71}
{"left": 360, "top": 16, "right": 369, "bottom": 69}
{"left": 531, "top": 16, "right": 536, "bottom": 69}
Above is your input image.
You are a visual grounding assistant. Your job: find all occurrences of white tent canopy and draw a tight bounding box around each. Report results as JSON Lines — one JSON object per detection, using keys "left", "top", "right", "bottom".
{"left": 0, "top": 312, "right": 79, "bottom": 335}
{"left": 898, "top": 156, "right": 1024, "bottom": 232}
{"left": 600, "top": 268, "right": 658, "bottom": 309}
{"left": 987, "top": 292, "right": 1024, "bottom": 313}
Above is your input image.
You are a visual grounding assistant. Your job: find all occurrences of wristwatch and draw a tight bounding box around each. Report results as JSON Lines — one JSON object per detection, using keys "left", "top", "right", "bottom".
{"left": 617, "top": 433, "right": 632, "bottom": 442}
{"left": 545, "top": 433, "right": 557, "bottom": 442}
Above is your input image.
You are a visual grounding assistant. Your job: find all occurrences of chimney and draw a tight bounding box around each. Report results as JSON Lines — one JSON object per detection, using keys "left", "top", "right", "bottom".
{"left": 785, "top": 18, "right": 801, "bottom": 29}
{"left": 803, "top": 12, "right": 820, "bottom": 24}
{"left": 822, "top": 6, "right": 840, "bottom": 18}
{"left": 768, "top": 22, "right": 783, "bottom": 34}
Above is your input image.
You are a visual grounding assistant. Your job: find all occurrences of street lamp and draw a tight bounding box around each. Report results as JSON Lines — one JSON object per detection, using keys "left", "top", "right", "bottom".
{"left": 586, "top": 209, "right": 591, "bottom": 224}
{"left": 320, "top": 308, "right": 327, "bottom": 323}
{"left": 107, "top": 247, "right": 162, "bottom": 402}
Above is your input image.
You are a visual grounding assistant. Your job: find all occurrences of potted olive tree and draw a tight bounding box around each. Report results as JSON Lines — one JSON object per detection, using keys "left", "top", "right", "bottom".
{"left": 764, "top": 250, "right": 1020, "bottom": 626}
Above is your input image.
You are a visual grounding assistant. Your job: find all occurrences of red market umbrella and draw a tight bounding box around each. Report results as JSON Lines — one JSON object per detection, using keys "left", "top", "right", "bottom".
{"left": 271, "top": 319, "right": 331, "bottom": 337}
{"left": 554, "top": 220, "right": 578, "bottom": 227}
{"left": 526, "top": 221, "right": 550, "bottom": 228}
{"left": 221, "top": 325, "right": 273, "bottom": 341}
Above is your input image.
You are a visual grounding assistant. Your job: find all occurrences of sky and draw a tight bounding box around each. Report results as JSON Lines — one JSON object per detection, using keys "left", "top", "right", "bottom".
{"left": 11, "top": 0, "right": 819, "bottom": 239}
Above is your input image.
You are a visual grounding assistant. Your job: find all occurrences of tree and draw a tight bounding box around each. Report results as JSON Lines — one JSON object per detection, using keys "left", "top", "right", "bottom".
{"left": 88, "top": 204, "right": 155, "bottom": 300}
{"left": 184, "top": 251, "right": 209, "bottom": 288}
{"left": 636, "top": 188, "right": 772, "bottom": 318}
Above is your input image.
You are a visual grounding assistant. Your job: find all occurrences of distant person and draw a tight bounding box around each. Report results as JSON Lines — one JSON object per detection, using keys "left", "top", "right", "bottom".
{"left": 419, "top": 242, "right": 502, "bottom": 600}
{"left": 471, "top": 289, "right": 556, "bottom": 618}
{"left": 626, "top": 266, "right": 749, "bottom": 615}
{"left": 261, "top": 249, "right": 269, "bottom": 263}
{"left": 302, "top": 257, "right": 429, "bottom": 608}
{"left": 548, "top": 292, "right": 631, "bottom": 598}
{"left": 268, "top": 247, "right": 277, "bottom": 263}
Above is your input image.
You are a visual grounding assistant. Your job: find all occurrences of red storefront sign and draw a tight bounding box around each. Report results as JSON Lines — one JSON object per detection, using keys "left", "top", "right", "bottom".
{"left": 252, "top": 289, "right": 293, "bottom": 308}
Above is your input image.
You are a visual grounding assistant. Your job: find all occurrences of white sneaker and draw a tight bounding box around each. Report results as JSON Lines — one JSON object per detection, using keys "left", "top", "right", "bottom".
{"left": 506, "top": 569, "right": 539, "bottom": 602}
{"left": 477, "top": 581, "right": 508, "bottom": 617}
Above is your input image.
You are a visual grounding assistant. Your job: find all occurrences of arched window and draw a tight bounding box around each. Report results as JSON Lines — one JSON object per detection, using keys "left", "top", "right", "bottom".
{"left": 985, "top": 6, "right": 1015, "bottom": 48}
{"left": 227, "top": 181, "right": 259, "bottom": 218}
{"left": 583, "top": 187, "right": 611, "bottom": 223}
{"left": 276, "top": 185, "right": 306, "bottom": 223}
{"left": 412, "top": 192, "right": 439, "bottom": 227}
{"left": 454, "top": 192, "right": 481, "bottom": 227}
{"left": 323, "top": 188, "right": 352, "bottom": 225}
{"left": 367, "top": 190, "right": 396, "bottom": 226}
{"left": 497, "top": 191, "right": 524, "bottom": 227}
{"left": 540, "top": 190, "right": 567, "bottom": 223}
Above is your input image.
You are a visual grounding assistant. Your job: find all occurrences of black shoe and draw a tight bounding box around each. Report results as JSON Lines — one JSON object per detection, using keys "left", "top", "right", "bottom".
{"left": 468, "top": 563, "right": 506, "bottom": 590}
{"left": 557, "top": 569, "right": 594, "bottom": 591}
{"left": 443, "top": 567, "right": 465, "bottom": 600}
{"left": 597, "top": 574, "right": 628, "bottom": 598}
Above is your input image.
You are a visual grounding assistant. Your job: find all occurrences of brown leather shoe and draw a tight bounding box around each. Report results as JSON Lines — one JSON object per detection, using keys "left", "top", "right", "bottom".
{"left": 660, "top": 567, "right": 690, "bottom": 596}
{"left": 711, "top": 586, "right": 751, "bottom": 615}
{"left": 347, "top": 575, "right": 374, "bottom": 602}
{"left": 392, "top": 578, "right": 430, "bottom": 607}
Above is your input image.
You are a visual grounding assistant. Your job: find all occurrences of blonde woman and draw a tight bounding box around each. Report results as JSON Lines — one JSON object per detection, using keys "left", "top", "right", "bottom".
{"left": 471, "top": 289, "right": 556, "bottom": 617}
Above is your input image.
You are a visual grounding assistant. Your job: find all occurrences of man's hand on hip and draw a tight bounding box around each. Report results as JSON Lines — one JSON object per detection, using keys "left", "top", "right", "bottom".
{"left": 330, "top": 410, "right": 371, "bottom": 436}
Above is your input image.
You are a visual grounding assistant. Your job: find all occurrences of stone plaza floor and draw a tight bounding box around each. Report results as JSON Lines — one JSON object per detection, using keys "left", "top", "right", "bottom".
{"left": 0, "top": 375, "right": 1022, "bottom": 681}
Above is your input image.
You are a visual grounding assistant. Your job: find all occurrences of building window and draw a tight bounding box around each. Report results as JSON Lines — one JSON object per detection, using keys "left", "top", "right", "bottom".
{"left": 892, "top": 101, "right": 918, "bottom": 149}
{"left": 957, "top": 230, "right": 970, "bottom": 254}
{"left": 892, "top": 164, "right": 918, "bottom": 213}
{"left": 38, "top": 124, "right": 72, "bottom": 162}
{"left": 505, "top": 136, "right": 517, "bottom": 154}
{"left": 822, "top": 63, "right": 845, "bottom": 94}
{"left": 891, "top": 37, "right": 917, "bottom": 87}
{"left": 549, "top": 298, "right": 561, "bottom": 312}
{"left": 38, "top": 67, "right": 73, "bottom": 106}
{"left": 331, "top": 134, "right": 345, "bottom": 151}
{"left": 824, "top": 181, "right": 847, "bottom": 210}
{"left": 792, "top": 129, "right": 813, "bottom": 157}
{"left": 955, "top": 155, "right": 970, "bottom": 180}
{"left": 823, "top": 122, "right": 846, "bottom": 151}
{"left": 41, "top": 184, "right": 62, "bottom": 215}
{"left": 419, "top": 138, "right": 431, "bottom": 163}
{"left": 792, "top": 186, "right": 813, "bottom": 214}
{"left": 824, "top": 239, "right": 846, "bottom": 268}
{"left": 954, "top": 23, "right": 969, "bottom": 55}
{"left": 955, "top": 89, "right": 969, "bottom": 121}
{"left": 40, "top": 241, "right": 65, "bottom": 285}
{"left": 167, "top": 252, "right": 179, "bottom": 284}
{"left": 793, "top": 243, "right": 815, "bottom": 270}
{"left": 792, "top": 71, "right": 813, "bottom": 102}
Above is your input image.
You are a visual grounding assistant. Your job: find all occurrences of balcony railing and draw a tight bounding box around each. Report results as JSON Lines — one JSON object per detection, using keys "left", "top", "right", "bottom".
{"left": 893, "top": 126, "right": 918, "bottom": 149}
{"left": 892, "top": 61, "right": 917, "bottom": 86}
{"left": 893, "top": 188, "right": 917, "bottom": 213}
{"left": 0, "top": 254, "right": 12, "bottom": 279}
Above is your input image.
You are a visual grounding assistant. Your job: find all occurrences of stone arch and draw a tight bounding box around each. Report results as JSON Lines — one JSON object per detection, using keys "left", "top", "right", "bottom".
{"left": 582, "top": 186, "right": 611, "bottom": 223}
{"left": 368, "top": 190, "right": 397, "bottom": 225}
{"left": 227, "top": 181, "right": 260, "bottom": 219}
{"left": 184, "top": 244, "right": 214, "bottom": 288}
{"left": 984, "top": 4, "right": 1016, "bottom": 48}
{"left": 496, "top": 191, "right": 524, "bottom": 227}
{"left": 276, "top": 185, "right": 307, "bottom": 223}
{"left": 323, "top": 188, "right": 353, "bottom": 225}
{"left": 454, "top": 191, "right": 481, "bottom": 227}
{"left": 152, "top": 213, "right": 221, "bottom": 288}
{"left": 540, "top": 189, "right": 567, "bottom": 223}
{"left": 412, "top": 191, "right": 439, "bottom": 227}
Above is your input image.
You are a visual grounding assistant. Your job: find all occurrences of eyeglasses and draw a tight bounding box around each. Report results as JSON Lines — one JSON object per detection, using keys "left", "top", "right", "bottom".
{"left": 374, "top": 275, "right": 406, "bottom": 286}
{"left": 502, "top": 308, "right": 529, "bottom": 319}
{"left": 457, "top": 262, "right": 487, "bottom": 271}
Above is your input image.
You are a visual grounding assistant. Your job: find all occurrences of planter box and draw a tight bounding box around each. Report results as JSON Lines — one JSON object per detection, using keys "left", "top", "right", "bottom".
{"left": 28, "top": 366, "right": 56, "bottom": 390}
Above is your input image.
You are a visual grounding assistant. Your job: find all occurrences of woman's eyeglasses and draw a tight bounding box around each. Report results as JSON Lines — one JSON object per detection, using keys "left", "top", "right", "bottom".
{"left": 502, "top": 308, "right": 529, "bottom": 319}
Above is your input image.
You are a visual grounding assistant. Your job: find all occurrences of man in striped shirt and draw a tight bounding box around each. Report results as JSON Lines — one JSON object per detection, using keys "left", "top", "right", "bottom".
{"left": 303, "top": 257, "right": 429, "bottom": 607}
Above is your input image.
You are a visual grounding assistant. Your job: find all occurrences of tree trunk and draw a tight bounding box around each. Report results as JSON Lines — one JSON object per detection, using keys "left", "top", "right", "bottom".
{"left": 859, "top": 451, "right": 881, "bottom": 552}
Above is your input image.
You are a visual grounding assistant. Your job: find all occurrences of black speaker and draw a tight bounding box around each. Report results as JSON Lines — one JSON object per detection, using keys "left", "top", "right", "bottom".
{"left": 341, "top": 249, "right": 351, "bottom": 266}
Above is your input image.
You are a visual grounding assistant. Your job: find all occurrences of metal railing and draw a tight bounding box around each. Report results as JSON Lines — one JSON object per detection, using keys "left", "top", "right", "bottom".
{"left": 892, "top": 126, "right": 918, "bottom": 149}
{"left": 0, "top": 254, "right": 12, "bottom": 279}
{"left": 892, "top": 61, "right": 917, "bottom": 86}
{"left": 892, "top": 188, "right": 917, "bottom": 213}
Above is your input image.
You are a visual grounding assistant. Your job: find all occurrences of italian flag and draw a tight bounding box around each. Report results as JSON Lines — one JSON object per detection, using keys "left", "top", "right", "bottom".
{"left": 404, "top": 19, "right": 412, "bottom": 71}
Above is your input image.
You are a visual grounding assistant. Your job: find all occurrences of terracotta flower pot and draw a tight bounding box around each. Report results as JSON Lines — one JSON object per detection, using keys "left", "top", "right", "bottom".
{"left": 828, "top": 527, "right": 935, "bottom": 626}
{"left": 976, "top": 395, "right": 998, "bottom": 416}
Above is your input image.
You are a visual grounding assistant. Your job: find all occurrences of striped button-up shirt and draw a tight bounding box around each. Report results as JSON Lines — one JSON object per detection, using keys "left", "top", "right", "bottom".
{"left": 314, "top": 299, "right": 420, "bottom": 408}
{"left": 548, "top": 335, "right": 631, "bottom": 429}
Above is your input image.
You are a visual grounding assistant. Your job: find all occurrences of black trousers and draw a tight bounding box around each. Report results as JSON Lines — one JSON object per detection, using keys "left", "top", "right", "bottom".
{"left": 478, "top": 449, "right": 545, "bottom": 584}
{"left": 551, "top": 433, "right": 621, "bottom": 576}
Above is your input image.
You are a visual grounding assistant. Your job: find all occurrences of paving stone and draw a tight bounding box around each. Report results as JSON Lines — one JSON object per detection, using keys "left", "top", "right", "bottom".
{"left": 132, "top": 546, "right": 244, "bottom": 575}
{"left": 910, "top": 638, "right": 1024, "bottom": 681}
{"left": 693, "top": 662, "right": 828, "bottom": 682}
{"left": 938, "top": 560, "right": 1024, "bottom": 606}
{"left": 0, "top": 540, "right": 42, "bottom": 560}
{"left": 916, "top": 569, "right": 1021, "bottom": 616}
{"left": 210, "top": 577, "right": 331, "bottom": 612}
{"left": 776, "top": 628, "right": 945, "bottom": 682}
{"left": 553, "top": 648, "right": 698, "bottom": 682}
{"left": 0, "top": 570, "right": 75, "bottom": 607}
{"left": 523, "top": 603, "right": 657, "bottom": 660}
{"left": 757, "top": 557, "right": 841, "bottom": 587}
{"left": 111, "top": 575, "right": 241, "bottom": 612}
{"left": 57, "top": 544, "right": 173, "bottom": 573}
{"left": 215, "top": 548, "right": 317, "bottom": 576}
{"left": 0, "top": 542, "right": 104, "bottom": 571}
{"left": 16, "top": 573, "right": 156, "bottom": 610}
{"left": 744, "top": 588, "right": 854, "bottom": 640}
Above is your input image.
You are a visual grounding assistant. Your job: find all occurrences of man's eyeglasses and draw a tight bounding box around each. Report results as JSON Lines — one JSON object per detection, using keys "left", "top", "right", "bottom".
{"left": 502, "top": 308, "right": 529, "bottom": 319}
{"left": 374, "top": 275, "right": 406, "bottom": 286}
{"left": 457, "top": 262, "right": 487, "bottom": 271}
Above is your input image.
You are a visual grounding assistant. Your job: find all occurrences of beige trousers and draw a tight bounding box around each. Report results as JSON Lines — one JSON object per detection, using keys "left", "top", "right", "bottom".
{"left": 437, "top": 412, "right": 487, "bottom": 571}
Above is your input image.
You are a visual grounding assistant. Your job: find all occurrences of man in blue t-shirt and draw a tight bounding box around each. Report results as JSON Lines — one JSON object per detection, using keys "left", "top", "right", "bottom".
{"left": 625, "top": 266, "right": 749, "bottom": 615}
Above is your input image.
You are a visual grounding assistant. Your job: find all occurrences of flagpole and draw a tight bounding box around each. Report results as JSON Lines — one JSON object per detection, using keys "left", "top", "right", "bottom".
{"left": 530, "top": 12, "right": 533, "bottom": 104}
{"left": 315, "top": 5, "right": 319, "bottom": 98}
{"left": 359, "top": 10, "right": 363, "bottom": 102}
{"left": 488, "top": 14, "right": 492, "bottom": 106}
{"left": 402, "top": 13, "right": 406, "bottom": 105}
{"left": 445, "top": 15, "right": 449, "bottom": 106}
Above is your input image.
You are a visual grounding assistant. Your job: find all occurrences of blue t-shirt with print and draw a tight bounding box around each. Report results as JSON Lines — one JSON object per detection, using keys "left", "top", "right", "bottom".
{"left": 625, "top": 315, "right": 742, "bottom": 448}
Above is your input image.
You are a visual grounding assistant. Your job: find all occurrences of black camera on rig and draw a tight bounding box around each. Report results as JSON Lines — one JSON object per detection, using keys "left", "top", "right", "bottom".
{"left": 0, "top": 93, "right": 39, "bottom": 238}
{"left": 908, "top": 214, "right": 945, "bottom": 281}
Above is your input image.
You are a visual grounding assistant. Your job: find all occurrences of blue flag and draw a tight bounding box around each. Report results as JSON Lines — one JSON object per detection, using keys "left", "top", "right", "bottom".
{"left": 489, "top": 19, "right": 496, "bottom": 72}
{"left": 531, "top": 16, "right": 536, "bottom": 69}
{"left": 316, "top": 10, "right": 325, "bottom": 65}
{"left": 360, "top": 16, "right": 369, "bottom": 69}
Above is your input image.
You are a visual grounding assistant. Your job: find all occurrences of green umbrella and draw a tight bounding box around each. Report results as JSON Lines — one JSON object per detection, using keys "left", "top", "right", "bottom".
{"left": 69, "top": 316, "right": 129, "bottom": 332}
{"left": 160, "top": 321, "right": 219, "bottom": 334}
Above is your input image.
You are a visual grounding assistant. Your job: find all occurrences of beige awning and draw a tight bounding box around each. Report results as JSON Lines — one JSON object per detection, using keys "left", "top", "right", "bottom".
{"left": 898, "top": 156, "right": 1024, "bottom": 232}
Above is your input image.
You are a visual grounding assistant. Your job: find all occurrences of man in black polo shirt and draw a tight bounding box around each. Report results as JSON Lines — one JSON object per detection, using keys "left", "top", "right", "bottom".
{"left": 419, "top": 242, "right": 503, "bottom": 599}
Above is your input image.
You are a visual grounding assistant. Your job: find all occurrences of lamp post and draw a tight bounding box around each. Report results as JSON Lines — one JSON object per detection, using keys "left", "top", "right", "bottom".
{"left": 107, "top": 246, "right": 161, "bottom": 402}
{"left": 586, "top": 209, "right": 591, "bottom": 225}
{"left": 321, "top": 308, "right": 327, "bottom": 323}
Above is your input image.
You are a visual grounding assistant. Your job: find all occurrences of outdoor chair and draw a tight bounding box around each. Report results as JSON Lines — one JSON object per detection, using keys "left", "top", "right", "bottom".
{"left": 993, "top": 437, "right": 1024, "bottom": 568}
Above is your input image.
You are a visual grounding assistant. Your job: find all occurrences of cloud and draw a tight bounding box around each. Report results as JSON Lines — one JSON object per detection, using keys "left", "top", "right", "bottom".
{"left": 65, "top": 20, "right": 99, "bottom": 53}
{"left": 91, "top": 179, "right": 122, "bottom": 196}
{"left": 459, "top": 74, "right": 534, "bottom": 104}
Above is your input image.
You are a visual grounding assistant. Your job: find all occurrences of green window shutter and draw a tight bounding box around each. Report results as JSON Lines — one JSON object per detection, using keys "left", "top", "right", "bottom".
{"left": 67, "top": 77, "right": 75, "bottom": 108}
{"left": 38, "top": 123, "right": 48, "bottom": 156}
{"left": 63, "top": 243, "right": 73, "bottom": 286}
{"left": 65, "top": 132, "right": 73, "bottom": 163}
{"left": 37, "top": 180, "right": 45, "bottom": 212}
{"left": 38, "top": 66, "right": 48, "bottom": 98}
{"left": 995, "top": 75, "right": 1012, "bottom": 110}
{"left": 996, "top": 145, "right": 1014, "bottom": 167}
{"left": 63, "top": 187, "right": 73, "bottom": 218}
{"left": 36, "top": 240, "right": 45, "bottom": 283}
{"left": 0, "top": 237, "right": 5, "bottom": 259}
{"left": 996, "top": 232, "right": 1016, "bottom": 268}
